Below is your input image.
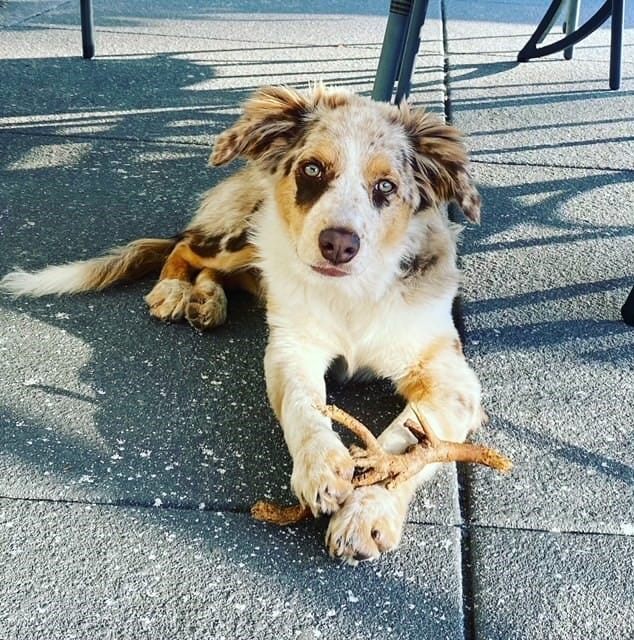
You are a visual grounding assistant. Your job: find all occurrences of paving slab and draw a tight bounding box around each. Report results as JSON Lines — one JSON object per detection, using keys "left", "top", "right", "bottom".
{"left": 3, "top": 1, "right": 633, "bottom": 639}
{"left": 459, "top": 160, "right": 634, "bottom": 534}
{"left": 467, "top": 527, "right": 634, "bottom": 639}
{"left": 0, "top": 498, "right": 466, "bottom": 640}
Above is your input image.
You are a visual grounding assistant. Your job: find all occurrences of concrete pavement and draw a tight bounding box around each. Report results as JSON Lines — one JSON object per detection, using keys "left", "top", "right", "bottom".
{"left": 1, "top": 1, "right": 632, "bottom": 638}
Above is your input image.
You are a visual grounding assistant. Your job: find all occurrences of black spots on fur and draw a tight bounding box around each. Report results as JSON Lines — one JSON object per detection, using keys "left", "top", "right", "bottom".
{"left": 372, "top": 188, "right": 390, "bottom": 209}
{"left": 224, "top": 229, "right": 250, "bottom": 253}
{"left": 250, "top": 199, "right": 263, "bottom": 215}
{"left": 400, "top": 252, "right": 439, "bottom": 279}
{"left": 187, "top": 231, "right": 223, "bottom": 258}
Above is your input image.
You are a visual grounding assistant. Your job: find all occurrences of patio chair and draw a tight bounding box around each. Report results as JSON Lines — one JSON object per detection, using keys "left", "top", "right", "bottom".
{"left": 517, "top": 0, "right": 625, "bottom": 90}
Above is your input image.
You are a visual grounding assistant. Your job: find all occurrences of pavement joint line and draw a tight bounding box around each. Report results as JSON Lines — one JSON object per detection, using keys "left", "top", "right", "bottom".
{"left": 441, "top": 0, "right": 453, "bottom": 126}
{"left": 441, "top": 4, "right": 476, "bottom": 638}
{"left": 3, "top": 492, "right": 632, "bottom": 541}
{"left": 0, "top": 0, "right": 72, "bottom": 28}
{"left": 470, "top": 157, "right": 634, "bottom": 174}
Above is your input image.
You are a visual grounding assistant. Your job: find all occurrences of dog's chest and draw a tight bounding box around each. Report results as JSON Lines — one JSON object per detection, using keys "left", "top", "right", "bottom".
{"left": 286, "top": 285, "right": 454, "bottom": 377}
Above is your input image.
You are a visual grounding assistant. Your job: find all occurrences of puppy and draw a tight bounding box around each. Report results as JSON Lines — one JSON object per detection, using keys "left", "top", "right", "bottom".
{"left": 1, "top": 84, "right": 483, "bottom": 564}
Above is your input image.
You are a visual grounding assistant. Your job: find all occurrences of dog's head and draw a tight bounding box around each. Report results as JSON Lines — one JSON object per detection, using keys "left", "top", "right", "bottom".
{"left": 211, "top": 84, "right": 480, "bottom": 287}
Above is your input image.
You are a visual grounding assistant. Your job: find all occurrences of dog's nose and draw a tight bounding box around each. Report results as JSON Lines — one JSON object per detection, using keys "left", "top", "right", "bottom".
{"left": 318, "top": 227, "right": 360, "bottom": 265}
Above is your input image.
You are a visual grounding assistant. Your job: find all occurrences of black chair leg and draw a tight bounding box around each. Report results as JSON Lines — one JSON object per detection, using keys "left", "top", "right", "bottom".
{"left": 610, "top": 0, "right": 624, "bottom": 90}
{"left": 80, "top": 0, "right": 95, "bottom": 59}
{"left": 372, "top": 0, "right": 429, "bottom": 103}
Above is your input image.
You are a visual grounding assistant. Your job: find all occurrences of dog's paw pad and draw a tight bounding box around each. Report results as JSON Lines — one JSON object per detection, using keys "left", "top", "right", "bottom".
{"left": 185, "top": 282, "right": 227, "bottom": 330}
{"left": 326, "top": 485, "right": 405, "bottom": 565}
{"left": 145, "top": 279, "right": 192, "bottom": 321}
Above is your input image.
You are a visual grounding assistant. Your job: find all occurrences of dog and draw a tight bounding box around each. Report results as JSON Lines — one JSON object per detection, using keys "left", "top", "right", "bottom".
{"left": 1, "top": 84, "right": 483, "bottom": 564}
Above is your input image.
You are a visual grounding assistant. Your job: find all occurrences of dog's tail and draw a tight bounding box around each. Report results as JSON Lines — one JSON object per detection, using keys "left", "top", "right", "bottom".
{"left": 0, "top": 237, "right": 177, "bottom": 297}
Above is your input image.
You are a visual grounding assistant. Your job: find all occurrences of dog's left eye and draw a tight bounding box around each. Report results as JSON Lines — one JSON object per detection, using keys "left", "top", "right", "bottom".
{"left": 376, "top": 180, "right": 396, "bottom": 195}
{"left": 302, "top": 162, "right": 323, "bottom": 178}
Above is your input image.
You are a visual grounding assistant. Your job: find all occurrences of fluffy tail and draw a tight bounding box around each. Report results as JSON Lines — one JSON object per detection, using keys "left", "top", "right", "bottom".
{"left": 0, "top": 237, "right": 177, "bottom": 297}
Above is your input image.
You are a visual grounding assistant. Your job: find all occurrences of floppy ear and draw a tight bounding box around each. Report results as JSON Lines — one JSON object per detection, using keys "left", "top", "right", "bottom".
{"left": 399, "top": 103, "right": 481, "bottom": 222}
{"left": 210, "top": 86, "right": 312, "bottom": 168}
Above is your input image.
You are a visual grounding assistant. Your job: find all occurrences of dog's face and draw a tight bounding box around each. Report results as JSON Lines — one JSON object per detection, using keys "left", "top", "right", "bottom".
{"left": 211, "top": 85, "right": 480, "bottom": 285}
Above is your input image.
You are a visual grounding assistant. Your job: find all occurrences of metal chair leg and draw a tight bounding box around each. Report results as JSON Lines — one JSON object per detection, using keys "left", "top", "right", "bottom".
{"left": 394, "top": 0, "right": 429, "bottom": 103}
{"left": 80, "top": 0, "right": 95, "bottom": 59}
{"left": 610, "top": 0, "right": 624, "bottom": 89}
{"left": 372, "top": 0, "right": 413, "bottom": 102}
{"left": 518, "top": 0, "right": 623, "bottom": 90}
{"left": 564, "top": 0, "right": 581, "bottom": 60}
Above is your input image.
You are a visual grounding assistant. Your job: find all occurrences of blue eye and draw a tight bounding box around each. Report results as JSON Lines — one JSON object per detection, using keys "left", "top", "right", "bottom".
{"left": 376, "top": 179, "right": 396, "bottom": 194}
{"left": 302, "top": 162, "right": 322, "bottom": 178}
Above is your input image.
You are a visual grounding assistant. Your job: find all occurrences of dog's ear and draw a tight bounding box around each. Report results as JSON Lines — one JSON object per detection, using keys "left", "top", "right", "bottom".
{"left": 399, "top": 103, "right": 481, "bottom": 222}
{"left": 210, "top": 86, "right": 312, "bottom": 168}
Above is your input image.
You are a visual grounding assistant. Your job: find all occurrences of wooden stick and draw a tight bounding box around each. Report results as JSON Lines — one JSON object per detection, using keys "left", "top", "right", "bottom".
{"left": 251, "top": 404, "right": 512, "bottom": 525}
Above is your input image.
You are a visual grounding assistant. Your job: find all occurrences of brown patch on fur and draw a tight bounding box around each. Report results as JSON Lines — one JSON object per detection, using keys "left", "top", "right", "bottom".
{"left": 275, "top": 174, "right": 305, "bottom": 240}
{"left": 379, "top": 202, "right": 412, "bottom": 251}
{"left": 398, "top": 104, "right": 481, "bottom": 222}
{"left": 224, "top": 229, "right": 250, "bottom": 253}
{"left": 396, "top": 336, "right": 456, "bottom": 403}
{"left": 159, "top": 239, "right": 257, "bottom": 286}
{"left": 159, "top": 246, "right": 196, "bottom": 282}
{"left": 185, "top": 231, "right": 223, "bottom": 258}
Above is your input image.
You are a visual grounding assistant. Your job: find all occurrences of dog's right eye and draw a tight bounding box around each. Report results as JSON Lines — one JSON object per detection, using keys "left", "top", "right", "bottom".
{"left": 302, "top": 162, "right": 322, "bottom": 178}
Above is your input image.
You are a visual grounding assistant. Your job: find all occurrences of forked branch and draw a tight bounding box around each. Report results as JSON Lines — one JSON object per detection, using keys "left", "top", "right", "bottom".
{"left": 251, "top": 403, "right": 511, "bottom": 525}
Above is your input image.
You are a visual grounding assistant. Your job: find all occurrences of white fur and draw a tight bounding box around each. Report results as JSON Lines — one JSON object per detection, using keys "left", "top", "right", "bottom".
{"left": 0, "top": 263, "right": 97, "bottom": 296}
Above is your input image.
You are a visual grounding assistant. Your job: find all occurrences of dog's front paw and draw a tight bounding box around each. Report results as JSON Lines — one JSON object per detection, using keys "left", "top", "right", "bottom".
{"left": 292, "top": 433, "right": 354, "bottom": 516}
{"left": 145, "top": 279, "right": 192, "bottom": 321}
{"left": 185, "top": 280, "right": 227, "bottom": 330}
{"left": 326, "top": 485, "right": 406, "bottom": 565}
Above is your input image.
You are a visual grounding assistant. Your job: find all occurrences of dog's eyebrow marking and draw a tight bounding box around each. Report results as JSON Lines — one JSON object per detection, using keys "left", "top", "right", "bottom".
{"left": 224, "top": 229, "right": 250, "bottom": 253}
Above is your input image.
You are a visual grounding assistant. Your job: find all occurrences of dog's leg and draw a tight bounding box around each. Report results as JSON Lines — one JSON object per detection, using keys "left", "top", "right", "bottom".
{"left": 265, "top": 333, "right": 355, "bottom": 516}
{"left": 145, "top": 242, "right": 195, "bottom": 322}
{"left": 185, "top": 268, "right": 228, "bottom": 330}
{"left": 327, "top": 336, "right": 482, "bottom": 564}
{"left": 145, "top": 235, "right": 257, "bottom": 328}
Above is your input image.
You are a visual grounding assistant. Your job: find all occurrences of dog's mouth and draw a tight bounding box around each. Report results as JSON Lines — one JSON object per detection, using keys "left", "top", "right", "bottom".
{"left": 311, "top": 265, "right": 350, "bottom": 278}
